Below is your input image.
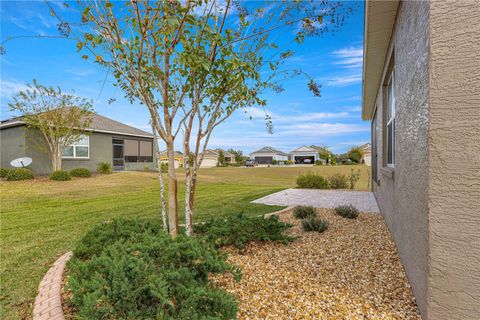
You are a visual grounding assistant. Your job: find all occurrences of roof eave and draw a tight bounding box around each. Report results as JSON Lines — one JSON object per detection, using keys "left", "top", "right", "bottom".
{"left": 0, "top": 121, "right": 153, "bottom": 138}
{"left": 362, "top": 0, "right": 399, "bottom": 120}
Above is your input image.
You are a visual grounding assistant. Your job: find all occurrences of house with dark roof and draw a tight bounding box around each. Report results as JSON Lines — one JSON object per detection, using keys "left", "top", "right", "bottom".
{"left": 249, "top": 146, "right": 289, "bottom": 164}
{"left": 0, "top": 112, "right": 156, "bottom": 174}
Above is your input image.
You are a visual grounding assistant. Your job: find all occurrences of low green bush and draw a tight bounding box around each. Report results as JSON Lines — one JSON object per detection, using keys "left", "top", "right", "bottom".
{"left": 68, "top": 219, "right": 239, "bottom": 319}
{"left": 315, "top": 160, "right": 323, "bottom": 166}
{"left": 97, "top": 162, "right": 112, "bottom": 174}
{"left": 50, "top": 170, "right": 71, "bottom": 181}
{"left": 328, "top": 173, "right": 349, "bottom": 189}
{"left": 301, "top": 217, "right": 329, "bottom": 233}
{"left": 296, "top": 172, "right": 329, "bottom": 189}
{"left": 160, "top": 162, "right": 168, "bottom": 173}
{"left": 293, "top": 206, "right": 317, "bottom": 219}
{"left": 0, "top": 168, "right": 11, "bottom": 178}
{"left": 194, "top": 213, "right": 294, "bottom": 249}
{"left": 271, "top": 159, "right": 278, "bottom": 165}
{"left": 335, "top": 205, "right": 360, "bottom": 219}
{"left": 5, "top": 168, "right": 34, "bottom": 181}
{"left": 70, "top": 168, "right": 91, "bottom": 177}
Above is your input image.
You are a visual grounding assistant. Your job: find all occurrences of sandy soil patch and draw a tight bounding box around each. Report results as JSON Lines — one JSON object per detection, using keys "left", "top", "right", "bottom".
{"left": 212, "top": 209, "right": 420, "bottom": 320}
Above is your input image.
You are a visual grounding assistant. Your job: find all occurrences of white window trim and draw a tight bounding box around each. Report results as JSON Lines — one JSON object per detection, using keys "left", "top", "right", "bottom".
{"left": 386, "top": 68, "right": 395, "bottom": 168}
{"left": 62, "top": 135, "right": 90, "bottom": 159}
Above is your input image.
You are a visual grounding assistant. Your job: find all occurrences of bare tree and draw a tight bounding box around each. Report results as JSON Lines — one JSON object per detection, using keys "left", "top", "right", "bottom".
{"left": 9, "top": 79, "right": 93, "bottom": 172}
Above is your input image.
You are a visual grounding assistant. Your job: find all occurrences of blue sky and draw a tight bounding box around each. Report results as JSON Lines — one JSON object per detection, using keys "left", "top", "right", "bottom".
{"left": 0, "top": 1, "right": 367, "bottom": 155}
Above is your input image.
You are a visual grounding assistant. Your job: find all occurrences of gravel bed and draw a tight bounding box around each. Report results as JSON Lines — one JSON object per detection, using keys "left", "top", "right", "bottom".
{"left": 212, "top": 209, "right": 421, "bottom": 319}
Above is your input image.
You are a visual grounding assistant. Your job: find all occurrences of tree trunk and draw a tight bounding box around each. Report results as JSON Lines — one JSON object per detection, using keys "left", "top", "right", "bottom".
{"left": 183, "top": 138, "right": 193, "bottom": 236}
{"left": 166, "top": 139, "right": 179, "bottom": 237}
{"left": 51, "top": 145, "right": 62, "bottom": 172}
{"left": 184, "top": 160, "right": 193, "bottom": 236}
{"left": 152, "top": 124, "right": 169, "bottom": 232}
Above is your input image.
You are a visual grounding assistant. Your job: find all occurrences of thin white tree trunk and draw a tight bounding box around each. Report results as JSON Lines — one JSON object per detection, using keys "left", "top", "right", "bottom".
{"left": 152, "top": 124, "right": 169, "bottom": 232}
{"left": 51, "top": 144, "right": 62, "bottom": 172}
{"left": 166, "top": 139, "right": 179, "bottom": 237}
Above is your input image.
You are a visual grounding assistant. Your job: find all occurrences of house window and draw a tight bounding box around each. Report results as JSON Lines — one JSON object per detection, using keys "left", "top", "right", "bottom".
{"left": 386, "top": 68, "right": 395, "bottom": 166}
{"left": 372, "top": 109, "right": 378, "bottom": 183}
{"left": 62, "top": 135, "right": 89, "bottom": 159}
{"left": 124, "top": 139, "right": 153, "bottom": 163}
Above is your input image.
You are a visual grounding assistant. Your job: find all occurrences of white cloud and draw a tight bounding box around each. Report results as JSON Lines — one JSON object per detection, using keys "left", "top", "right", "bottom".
{"left": 332, "top": 46, "right": 363, "bottom": 69}
{"left": 326, "top": 74, "right": 362, "bottom": 87}
{"left": 338, "top": 105, "right": 362, "bottom": 112}
{"left": 243, "top": 107, "right": 351, "bottom": 122}
{"left": 0, "top": 79, "right": 28, "bottom": 98}
{"left": 275, "top": 122, "right": 369, "bottom": 136}
{"left": 324, "top": 45, "right": 363, "bottom": 87}
{"left": 65, "top": 69, "right": 96, "bottom": 77}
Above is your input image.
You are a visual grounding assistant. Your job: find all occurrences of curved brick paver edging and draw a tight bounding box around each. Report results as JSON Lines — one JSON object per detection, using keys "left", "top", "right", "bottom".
{"left": 33, "top": 251, "right": 72, "bottom": 320}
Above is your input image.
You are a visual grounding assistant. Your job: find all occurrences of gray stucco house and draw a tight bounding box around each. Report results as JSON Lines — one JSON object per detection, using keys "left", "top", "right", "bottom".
{"left": 0, "top": 113, "right": 156, "bottom": 174}
{"left": 249, "top": 146, "right": 289, "bottom": 164}
{"left": 363, "top": 1, "right": 479, "bottom": 319}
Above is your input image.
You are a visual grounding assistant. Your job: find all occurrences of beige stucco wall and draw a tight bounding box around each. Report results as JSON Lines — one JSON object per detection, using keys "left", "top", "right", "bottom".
{"left": 372, "top": 0, "right": 430, "bottom": 317}
{"left": 427, "top": 1, "right": 480, "bottom": 319}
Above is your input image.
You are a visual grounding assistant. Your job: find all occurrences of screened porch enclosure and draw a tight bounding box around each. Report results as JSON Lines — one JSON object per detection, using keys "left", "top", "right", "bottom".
{"left": 112, "top": 138, "right": 153, "bottom": 171}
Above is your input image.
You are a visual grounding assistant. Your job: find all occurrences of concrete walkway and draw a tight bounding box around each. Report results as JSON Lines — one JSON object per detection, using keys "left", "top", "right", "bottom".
{"left": 252, "top": 188, "right": 380, "bottom": 213}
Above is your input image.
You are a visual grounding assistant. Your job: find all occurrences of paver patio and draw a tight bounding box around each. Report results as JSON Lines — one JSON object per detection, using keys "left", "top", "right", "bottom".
{"left": 252, "top": 188, "right": 380, "bottom": 213}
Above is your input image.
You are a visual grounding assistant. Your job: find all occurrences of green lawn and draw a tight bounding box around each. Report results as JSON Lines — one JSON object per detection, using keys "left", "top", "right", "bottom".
{"left": 0, "top": 165, "right": 369, "bottom": 319}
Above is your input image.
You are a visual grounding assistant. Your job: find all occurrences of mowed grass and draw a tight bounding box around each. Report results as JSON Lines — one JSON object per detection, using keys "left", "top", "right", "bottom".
{"left": 0, "top": 165, "right": 369, "bottom": 319}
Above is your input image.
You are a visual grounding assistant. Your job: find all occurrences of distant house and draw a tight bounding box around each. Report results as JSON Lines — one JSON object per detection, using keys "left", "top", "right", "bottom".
{"left": 200, "top": 149, "right": 235, "bottom": 168}
{"left": 249, "top": 146, "right": 289, "bottom": 164}
{"left": 0, "top": 113, "right": 156, "bottom": 174}
{"left": 158, "top": 150, "right": 183, "bottom": 169}
{"left": 289, "top": 146, "right": 319, "bottom": 164}
{"left": 359, "top": 143, "right": 371, "bottom": 166}
{"left": 363, "top": 1, "right": 479, "bottom": 319}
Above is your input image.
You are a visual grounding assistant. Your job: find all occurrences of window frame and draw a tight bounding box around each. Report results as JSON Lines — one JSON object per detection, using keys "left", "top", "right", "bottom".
{"left": 62, "top": 135, "right": 90, "bottom": 159}
{"left": 386, "top": 68, "right": 395, "bottom": 168}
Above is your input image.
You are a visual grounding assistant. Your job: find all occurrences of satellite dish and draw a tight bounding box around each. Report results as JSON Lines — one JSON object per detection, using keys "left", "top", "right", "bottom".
{"left": 10, "top": 157, "right": 32, "bottom": 168}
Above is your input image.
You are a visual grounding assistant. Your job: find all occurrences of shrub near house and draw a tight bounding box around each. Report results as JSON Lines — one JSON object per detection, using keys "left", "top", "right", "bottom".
{"left": 67, "top": 219, "right": 238, "bottom": 319}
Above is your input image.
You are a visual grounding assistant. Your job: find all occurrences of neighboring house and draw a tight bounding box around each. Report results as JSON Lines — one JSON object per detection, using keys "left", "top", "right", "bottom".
{"left": 249, "top": 146, "right": 289, "bottom": 164}
{"left": 310, "top": 145, "right": 333, "bottom": 164}
{"left": 359, "top": 143, "right": 371, "bottom": 166}
{"left": 158, "top": 150, "right": 183, "bottom": 169}
{"left": 363, "top": 1, "right": 479, "bottom": 319}
{"left": 200, "top": 149, "right": 235, "bottom": 168}
{"left": 0, "top": 113, "right": 156, "bottom": 174}
{"left": 289, "top": 146, "right": 319, "bottom": 164}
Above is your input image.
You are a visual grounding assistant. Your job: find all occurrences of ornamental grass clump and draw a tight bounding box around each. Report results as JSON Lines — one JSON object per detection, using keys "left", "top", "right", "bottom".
{"left": 50, "top": 170, "right": 71, "bottom": 181}
{"left": 68, "top": 219, "right": 239, "bottom": 319}
{"left": 296, "top": 172, "right": 329, "bottom": 189}
{"left": 301, "top": 217, "right": 329, "bottom": 233}
{"left": 70, "top": 168, "right": 92, "bottom": 177}
{"left": 293, "top": 205, "right": 317, "bottom": 219}
{"left": 96, "top": 162, "right": 112, "bottom": 174}
{"left": 194, "top": 213, "right": 294, "bottom": 249}
{"left": 335, "top": 205, "right": 360, "bottom": 219}
{"left": 5, "top": 168, "right": 34, "bottom": 181}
